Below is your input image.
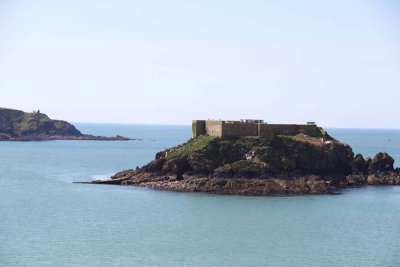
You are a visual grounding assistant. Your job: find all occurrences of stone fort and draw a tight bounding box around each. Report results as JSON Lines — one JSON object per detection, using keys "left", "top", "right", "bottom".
{"left": 192, "top": 119, "right": 320, "bottom": 140}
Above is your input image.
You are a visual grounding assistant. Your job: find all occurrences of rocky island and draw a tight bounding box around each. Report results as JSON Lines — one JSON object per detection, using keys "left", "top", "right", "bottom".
{"left": 84, "top": 119, "right": 400, "bottom": 195}
{"left": 0, "top": 108, "right": 129, "bottom": 141}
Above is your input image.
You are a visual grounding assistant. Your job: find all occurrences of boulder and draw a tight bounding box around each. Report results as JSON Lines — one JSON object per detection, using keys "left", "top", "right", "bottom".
{"left": 368, "top": 152, "right": 394, "bottom": 173}
{"left": 214, "top": 160, "right": 268, "bottom": 178}
{"left": 142, "top": 158, "right": 166, "bottom": 174}
{"left": 350, "top": 154, "right": 368, "bottom": 174}
{"left": 187, "top": 152, "right": 215, "bottom": 174}
{"left": 162, "top": 158, "right": 190, "bottom": 176}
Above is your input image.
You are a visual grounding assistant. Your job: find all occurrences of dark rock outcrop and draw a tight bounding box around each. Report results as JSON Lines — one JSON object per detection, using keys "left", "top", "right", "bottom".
{"left": 368, "top": 152, "right": 394, "bottom": 173}
{"left": 0, "top": 108, "right": 129, "bottom": 141}
{"left": 213, "top": 160, "right": 269, "bottom": 178}
{"left": 350, "top": 154, "right": 368, "bottom": 174}
{"left": 132, "top": 135, "right": 355, "bottom": 179}
{"left": 80, "top": 128, "right": 399, "bottom": 196}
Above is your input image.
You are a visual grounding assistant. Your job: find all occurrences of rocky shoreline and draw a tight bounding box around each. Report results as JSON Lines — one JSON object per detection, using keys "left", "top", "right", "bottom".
{"left": 0, "top": 134, "right": 130, "bottom": 141}
{"left": 79, "top": 132, "right": 400, "bottom": 196}
{"left": 79, "top": 171, "right": 400, "bottom": 196}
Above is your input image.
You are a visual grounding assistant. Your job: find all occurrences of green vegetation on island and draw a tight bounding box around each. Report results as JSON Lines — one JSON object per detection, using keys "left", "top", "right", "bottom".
{"left": 87, "top": 127, "right": 399, "bottom": 195}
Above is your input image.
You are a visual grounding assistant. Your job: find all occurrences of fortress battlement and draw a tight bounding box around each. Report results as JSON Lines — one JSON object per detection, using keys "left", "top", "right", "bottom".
{"left": 192, "top": 119, "right": 319, "bottom": 140}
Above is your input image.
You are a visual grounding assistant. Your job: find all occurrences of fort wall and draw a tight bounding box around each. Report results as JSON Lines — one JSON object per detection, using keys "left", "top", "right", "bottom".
{"left": 222, "top": 121, "right": 258, "bottom": 137}
{"left": 192, "top": 120, "right": 320, "bottom": 139}
{"left": 258, "top": 124, "right": 319, "bottom": 138}
{"left": 192, "top": 120, "right": 206, "bottom": 137}
{"left": 257, "top": 124, "right": 276, "bottom": 140}
{"left": 297, "top": 125, "right": 320, "bottom": 136}
{"left": 205, "top": 120, "right": 223, "bottom": 137}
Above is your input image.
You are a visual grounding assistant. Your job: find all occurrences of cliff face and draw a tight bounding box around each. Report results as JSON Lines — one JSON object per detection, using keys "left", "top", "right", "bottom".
{"left": 0, "top": 108, "right": 128, "bottom": 141}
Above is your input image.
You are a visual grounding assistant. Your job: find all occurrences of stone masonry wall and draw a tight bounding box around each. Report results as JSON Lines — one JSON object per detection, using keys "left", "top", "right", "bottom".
{"left": 222, "top": 121, "right": 258, "bottom": 137}
{"left": 257, "top": 124, "right": 275, "bottom": 140}
{"left": 258, "top": 124, "right": 319, "bottom": 139}
{"left": 297, "top": 125, "right": 320, "bottom": 136}
{"left": 193, "top": 120, "right": 320, "bottom": 139}
{"left": 192, "top": 120, "right": 206, "bottom": 138}
{"left": 205, "top": 121, "right": 223, "bottom": 137}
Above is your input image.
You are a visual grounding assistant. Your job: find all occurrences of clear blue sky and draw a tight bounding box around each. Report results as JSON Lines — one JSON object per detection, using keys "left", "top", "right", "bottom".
{"left": 1, "top": 0, "right": 399, "bottom": 128}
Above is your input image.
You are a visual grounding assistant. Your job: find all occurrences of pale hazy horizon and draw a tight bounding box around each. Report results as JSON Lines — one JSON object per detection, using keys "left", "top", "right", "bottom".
{"left": 1, "top": 1, "right": 399, "bottom": 128}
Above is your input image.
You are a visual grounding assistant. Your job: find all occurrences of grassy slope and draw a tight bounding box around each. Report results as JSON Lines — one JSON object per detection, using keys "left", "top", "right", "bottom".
{"left": 149, "top": 131, "right": 354, "bottom": 177}
{"left": 0, "top": 108, "right": 81, "bottom": 137}
{"left": 166, "top": 135, "right": 215, "bottom": 158}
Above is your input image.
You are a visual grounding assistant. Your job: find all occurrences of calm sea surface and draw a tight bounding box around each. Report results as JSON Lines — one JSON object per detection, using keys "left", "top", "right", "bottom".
{"left": 1, "top": 124, "right": 399, "bottom": 267}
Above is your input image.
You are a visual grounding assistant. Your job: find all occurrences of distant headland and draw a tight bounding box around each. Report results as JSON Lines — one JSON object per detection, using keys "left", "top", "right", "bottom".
{"left": 81, "top": 119, "right": 400, "bottom": 195}
{"left": 0, "top": 108, "right": 129, "bottom": 141}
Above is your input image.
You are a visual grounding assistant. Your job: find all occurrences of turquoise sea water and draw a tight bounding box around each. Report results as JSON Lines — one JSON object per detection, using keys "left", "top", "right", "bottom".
{"left": 1, "top": 124, "right": 400, "bottom": 267}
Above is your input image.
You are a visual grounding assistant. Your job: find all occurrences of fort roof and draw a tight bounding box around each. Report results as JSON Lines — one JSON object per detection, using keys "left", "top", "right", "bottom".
{"left": 240, "top": 119, "right": 264, "bottom": 123}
